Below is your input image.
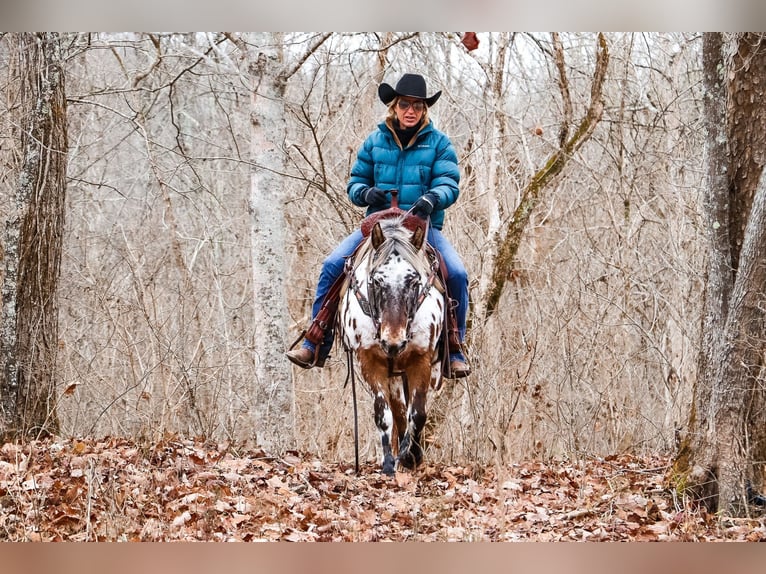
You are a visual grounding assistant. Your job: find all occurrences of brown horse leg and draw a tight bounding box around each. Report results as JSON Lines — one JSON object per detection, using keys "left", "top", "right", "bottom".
{"left": 398, "top": 360, "right": 430, "bottom": 469}
{"left": 398, "top": 398, "right": 425, "bottom": 469}
{"left": 361, "top": 354, "right": 398, "bottom": 475}
{"left": 388, "top": 375, "right": 409, "bottom": 466}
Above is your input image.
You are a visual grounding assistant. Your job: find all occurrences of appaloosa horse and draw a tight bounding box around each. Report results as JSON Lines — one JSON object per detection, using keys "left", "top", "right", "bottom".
{"left": 339, "top": 210, "right": 445, "bottom": 475}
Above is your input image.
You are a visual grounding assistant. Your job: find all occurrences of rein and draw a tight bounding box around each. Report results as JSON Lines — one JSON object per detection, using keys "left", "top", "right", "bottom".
{"left": 343, "top": 347, "right": 360, "bottom": 474}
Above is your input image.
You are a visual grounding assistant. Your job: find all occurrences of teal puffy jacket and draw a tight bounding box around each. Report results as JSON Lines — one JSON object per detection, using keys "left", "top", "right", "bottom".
{"left": 347, "top": 119, "right": 460, "bottom": 230}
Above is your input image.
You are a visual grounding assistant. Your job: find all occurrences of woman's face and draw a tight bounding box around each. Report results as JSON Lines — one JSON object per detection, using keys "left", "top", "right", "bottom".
{"left": 395, "top": 97, "right": 425, "bottom": 128}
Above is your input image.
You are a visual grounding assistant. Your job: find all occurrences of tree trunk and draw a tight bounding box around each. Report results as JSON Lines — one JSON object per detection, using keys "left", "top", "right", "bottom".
{"left": 674, "top": 32, "right": 766, "bottom": 517}
{"left": 714, "top": 181, "right": 766, "bottom": 514}
{"left": 0, "top": 33, "right": 67, "bottom": 438}
{"left": 248, "top": 33, "right": 295, "bottom": 452}
{"left": 473, "top": 33, "right": 512, "bottom": 323}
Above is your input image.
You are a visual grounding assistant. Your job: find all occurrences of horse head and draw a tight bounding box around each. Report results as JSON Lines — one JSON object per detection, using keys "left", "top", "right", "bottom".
{"left": 368, "top": 218, "right": 427, "bottom": 358}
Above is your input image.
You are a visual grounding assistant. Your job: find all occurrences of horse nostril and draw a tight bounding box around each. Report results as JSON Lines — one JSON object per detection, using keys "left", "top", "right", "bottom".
{"left": 382, "top": 340, "right": 407, "bottom": 357}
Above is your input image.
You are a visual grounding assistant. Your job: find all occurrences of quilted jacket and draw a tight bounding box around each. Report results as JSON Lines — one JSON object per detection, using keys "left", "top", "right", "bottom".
{"left": 347, "top": 119, "right": 460, "bottom": 230}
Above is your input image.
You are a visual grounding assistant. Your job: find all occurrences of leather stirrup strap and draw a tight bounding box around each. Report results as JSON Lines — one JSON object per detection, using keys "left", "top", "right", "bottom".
{"left": 305, "top": 239, "right": 370, "bottom": 347}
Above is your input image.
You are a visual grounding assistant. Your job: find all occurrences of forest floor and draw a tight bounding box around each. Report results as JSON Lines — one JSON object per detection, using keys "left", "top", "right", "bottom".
{"left": 0, "top": 436, "right": 764, "bottom": 542}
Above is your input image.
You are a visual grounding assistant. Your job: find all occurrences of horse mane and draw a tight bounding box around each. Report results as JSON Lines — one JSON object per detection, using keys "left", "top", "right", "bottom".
{"left": 369, "top": 216, "right": 428, "bottom": 275}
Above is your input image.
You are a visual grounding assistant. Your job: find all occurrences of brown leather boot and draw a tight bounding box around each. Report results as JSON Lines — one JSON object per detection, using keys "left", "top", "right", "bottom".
{"left": 285, "top": 347, "right": 326, "bottom": 369}
{"left": 449, "top": 358, "right": 471, "bottom": 378}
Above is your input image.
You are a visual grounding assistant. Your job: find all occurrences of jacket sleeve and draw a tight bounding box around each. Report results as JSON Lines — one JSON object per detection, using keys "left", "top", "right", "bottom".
{"left": 347, "top": 135, "right": 375, "bottom": 207}
{"left": 428, "top": 133, "right": 460, "bottom": 209}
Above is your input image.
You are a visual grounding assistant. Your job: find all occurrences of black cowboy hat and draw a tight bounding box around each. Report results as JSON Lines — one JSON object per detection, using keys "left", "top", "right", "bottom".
{"left": 378, "top": 73, "right": 442, "bottom": 107}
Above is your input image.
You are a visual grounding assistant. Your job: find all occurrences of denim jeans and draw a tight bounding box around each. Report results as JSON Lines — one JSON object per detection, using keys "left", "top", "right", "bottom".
{"left": 306, "top": 227, "right": 469, "bottom": 358}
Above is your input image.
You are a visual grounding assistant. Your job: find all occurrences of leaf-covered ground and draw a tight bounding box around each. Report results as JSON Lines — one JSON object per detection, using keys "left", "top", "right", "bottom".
{"left": 0, "top": 437, "right": 764, "bottom": 541}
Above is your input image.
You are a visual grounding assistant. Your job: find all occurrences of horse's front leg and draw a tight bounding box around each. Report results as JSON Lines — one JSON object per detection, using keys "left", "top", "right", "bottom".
{"left": 359, "top": 349, "right": 406, "bottom": 476}
{"left": 407, "top": 387, "right": 427, "bottom": 466}
{"left": 398, "top": 359, "right": 430, "bottom": 470}
{"left": 398, "top": 394, "right": 426, "bottom": 469}
{"left": 388, "top": 376, "right": 408, "bottom": 464}
{"left": 373, "top": 391, "right": 396, "bottom": 475}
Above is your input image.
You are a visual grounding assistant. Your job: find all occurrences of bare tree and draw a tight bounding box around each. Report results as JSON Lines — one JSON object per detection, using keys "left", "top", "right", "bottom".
{"left": 247, "top": 32, "right": 330, "bottom": 452}
{"left": 0, "top": 33, "right": 67, "bottom": 438}
{"left": 480, "top": 33, "right": 609, "bottom": 319}
{"left": 674, "top": 32, "right": 766, "bottom": 517}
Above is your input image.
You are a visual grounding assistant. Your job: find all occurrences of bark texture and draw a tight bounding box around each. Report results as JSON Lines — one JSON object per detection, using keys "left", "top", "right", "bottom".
{"left": 675, "top": 33, "right": 766, "bottom": 517}
{"left": 248, "top": 33, "right": 295, "bottom": 452}
{"left": 1, "top": 33, "right": 67, "bottom": 438}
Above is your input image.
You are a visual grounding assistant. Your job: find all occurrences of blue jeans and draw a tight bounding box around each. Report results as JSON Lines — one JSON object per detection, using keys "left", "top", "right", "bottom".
{"left": 306, "top": 227, "right": 469, "bottom": 359}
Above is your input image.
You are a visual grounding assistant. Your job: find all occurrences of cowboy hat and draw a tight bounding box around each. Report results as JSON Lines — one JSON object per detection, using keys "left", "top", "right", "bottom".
{"left": 378, "top": 73, "right": 442, "bottom": 107}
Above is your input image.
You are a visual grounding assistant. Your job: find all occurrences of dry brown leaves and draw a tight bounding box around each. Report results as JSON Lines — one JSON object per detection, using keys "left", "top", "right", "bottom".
{"left": 0, "top": 437, "right": 764, "bottom": 542}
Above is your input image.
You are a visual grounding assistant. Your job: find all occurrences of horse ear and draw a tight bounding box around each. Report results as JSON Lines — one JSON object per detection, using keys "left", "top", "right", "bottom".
{"left": 411, "top": 225, "right": 425, "bottom": 251}
{"left": 371, "top": 222, "right": 385, "bottom": 249}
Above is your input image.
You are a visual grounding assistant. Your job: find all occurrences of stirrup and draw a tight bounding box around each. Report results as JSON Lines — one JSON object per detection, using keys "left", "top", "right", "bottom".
{"left": 448, "top": 358, "right": 471, "bottom": 379}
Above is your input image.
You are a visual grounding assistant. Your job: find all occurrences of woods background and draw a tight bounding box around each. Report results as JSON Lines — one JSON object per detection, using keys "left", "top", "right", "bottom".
{"left": 0, "top": 32, "right": 705, "bottom": 468}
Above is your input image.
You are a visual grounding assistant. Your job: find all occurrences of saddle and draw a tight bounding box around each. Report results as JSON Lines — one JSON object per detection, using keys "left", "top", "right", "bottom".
{"left": 298, "top": 192, "right": 462, "bottom": 376}
{"left": 360, "top": 204, "right": 426, "bottom": 238}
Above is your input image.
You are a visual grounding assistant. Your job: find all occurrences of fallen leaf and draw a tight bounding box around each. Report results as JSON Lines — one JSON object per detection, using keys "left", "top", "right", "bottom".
{"left": 63, "top": 382, "right": 81, "bottom": 395}
{"left": 395, "top": 471, "right": 412, "bottom": 488}
{"left": 172, "top": 511, "right": 192, "bottom": 527}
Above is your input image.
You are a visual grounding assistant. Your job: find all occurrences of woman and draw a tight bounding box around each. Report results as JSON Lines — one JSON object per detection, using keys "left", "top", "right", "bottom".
{"left": 286, "top": 73, "right": 470, "bottom": 378}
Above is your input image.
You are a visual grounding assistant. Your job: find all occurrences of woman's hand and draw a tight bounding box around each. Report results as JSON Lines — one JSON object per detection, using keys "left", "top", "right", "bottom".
{"left": 363, "top": 187, "right": 388, "bottom": 207}
{"left": 411, "top": 192, "right": 439, "bottom": 219}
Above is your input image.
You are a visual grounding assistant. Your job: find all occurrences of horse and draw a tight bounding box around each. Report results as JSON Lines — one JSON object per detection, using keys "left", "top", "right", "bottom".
{"left": 339, "top": 209, "right": 445, "bottom": 476}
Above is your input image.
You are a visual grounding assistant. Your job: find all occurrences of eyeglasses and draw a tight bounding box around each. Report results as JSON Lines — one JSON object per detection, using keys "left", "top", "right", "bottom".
{"left": 397, "top": 99, "right": 425, "bottom": 112}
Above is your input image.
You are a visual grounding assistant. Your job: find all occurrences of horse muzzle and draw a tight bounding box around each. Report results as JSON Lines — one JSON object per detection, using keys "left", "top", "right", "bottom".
{"left": 378, "top": 324, "right": 409, "bottom": 357}
{"left": 380, "top": 338, "right": 408, "bottom": 358}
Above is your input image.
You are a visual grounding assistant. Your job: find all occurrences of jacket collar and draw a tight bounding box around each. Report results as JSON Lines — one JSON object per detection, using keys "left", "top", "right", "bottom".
{"left": 380, "top": 119, "right": 432, "bottom": 149}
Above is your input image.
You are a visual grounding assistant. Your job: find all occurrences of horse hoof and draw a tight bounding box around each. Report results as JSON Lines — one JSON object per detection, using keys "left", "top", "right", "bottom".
{"left": 412, "top": 445, "right": 423, "bottom": 466}
{"left": 382, "top": 455, "right": 396, "bottom": 476}
{"left": 398, "top": 451, "right": 417, "bottom": 470}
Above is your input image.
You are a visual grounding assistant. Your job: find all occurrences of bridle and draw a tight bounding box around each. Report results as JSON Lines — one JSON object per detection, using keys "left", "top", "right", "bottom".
{"left": 348, "top": 221, "right": 439, "bottom": 344}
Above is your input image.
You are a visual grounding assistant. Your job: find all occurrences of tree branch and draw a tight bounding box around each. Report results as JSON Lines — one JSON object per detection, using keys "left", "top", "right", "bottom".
{"left": 281, "top": 33, "right": 332, "bottom": 82}
{"left": 552, "top": 32, "right": 573, "bottom": 147}
{"left": 484, "top": 33, "right": 609, "bottom": 319}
